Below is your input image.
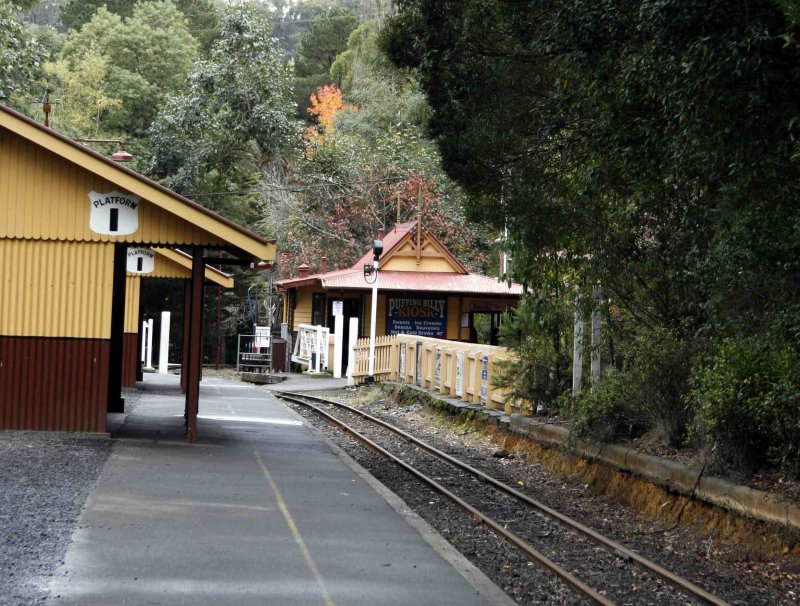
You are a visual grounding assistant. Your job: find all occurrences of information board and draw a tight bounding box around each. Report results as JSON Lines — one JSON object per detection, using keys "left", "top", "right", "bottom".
{"left": 386, "top": 296, "right": 447, "bottom": 338}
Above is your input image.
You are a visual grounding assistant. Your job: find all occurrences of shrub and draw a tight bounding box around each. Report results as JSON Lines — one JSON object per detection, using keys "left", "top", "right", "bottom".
{"left": 494, "top": 295, "right": 572, "bottom": 406}
{"left": 567, "top": 328, "right": 699, "bottom": 446}
{"left": 691, "top": 336, "right": 800, "bottom": 476}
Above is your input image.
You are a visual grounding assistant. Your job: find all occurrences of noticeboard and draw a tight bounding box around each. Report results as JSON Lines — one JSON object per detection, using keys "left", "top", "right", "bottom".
{"left": 386, "top": 296, "right": 447, "bottom": 338}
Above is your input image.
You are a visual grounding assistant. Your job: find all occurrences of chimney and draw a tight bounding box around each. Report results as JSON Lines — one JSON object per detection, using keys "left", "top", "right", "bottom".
{"left": 320, "top": 256, "right": 327, "bottom": 274}
{"left": 378, "top": 227, "right": 385, "bottom": 240}
{"left": 298, "top": 263, "right": 310, "bottom": 278}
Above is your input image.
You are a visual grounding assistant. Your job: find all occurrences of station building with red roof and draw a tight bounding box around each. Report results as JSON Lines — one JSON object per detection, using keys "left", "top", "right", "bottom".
{"left": 277, "top": 221, "right": 523, "bottom": 351}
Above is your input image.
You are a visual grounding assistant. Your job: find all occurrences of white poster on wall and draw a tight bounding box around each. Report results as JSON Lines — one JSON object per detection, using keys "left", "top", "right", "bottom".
{"left": 456, "top": 351, "right": 464, "bottom": 397}
{"left": 89, "top": 190, "right": 140, "bottom": 235}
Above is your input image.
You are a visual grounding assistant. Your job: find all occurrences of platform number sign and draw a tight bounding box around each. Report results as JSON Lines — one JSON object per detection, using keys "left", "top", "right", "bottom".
{"left": 89, "top": 190, "right": 140, "bottom": 236}
{"left": 126, "top": 247, "right": 154, "bottom": 274}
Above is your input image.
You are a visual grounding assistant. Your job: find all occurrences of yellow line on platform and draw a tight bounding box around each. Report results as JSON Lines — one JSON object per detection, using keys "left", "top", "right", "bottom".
{"left": 254, "top": 450, "right": 336, "bottom": 606}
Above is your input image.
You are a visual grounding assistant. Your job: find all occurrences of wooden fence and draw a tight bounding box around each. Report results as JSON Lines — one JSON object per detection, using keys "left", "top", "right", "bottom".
{"left": 351, "top": 334, "right": 523, "bottom": 416}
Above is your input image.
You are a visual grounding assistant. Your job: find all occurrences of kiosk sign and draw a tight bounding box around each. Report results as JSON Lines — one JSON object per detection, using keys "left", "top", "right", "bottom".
{"left": 89, "top": 190, "right": 140, "bottom": 235}
{"left": 386, "top": 296, "right": 446, "bottom": 338}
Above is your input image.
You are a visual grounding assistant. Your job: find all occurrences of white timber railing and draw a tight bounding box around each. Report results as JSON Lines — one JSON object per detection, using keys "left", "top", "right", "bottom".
{"left": 351, "top": 334, "right": 522, "bottom": 415}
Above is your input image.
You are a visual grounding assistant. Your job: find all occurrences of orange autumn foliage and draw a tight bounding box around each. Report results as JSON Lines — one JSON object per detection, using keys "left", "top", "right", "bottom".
{"left": 307, "top": 84, "right": 346, "bottom": 132}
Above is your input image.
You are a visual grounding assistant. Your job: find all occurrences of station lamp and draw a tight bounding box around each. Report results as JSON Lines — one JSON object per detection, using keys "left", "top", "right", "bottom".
{"left": 363, "top": 239, "right": 383, "bottom": 384}
{"left": 74, "top": 138, "right": 133, "bottom": 162}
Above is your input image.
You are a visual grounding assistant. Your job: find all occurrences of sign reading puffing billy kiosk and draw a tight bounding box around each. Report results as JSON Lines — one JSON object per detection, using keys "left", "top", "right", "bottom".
{"left": 89, "top": 190, "right": 140, "bottom": 235}
{"left": 125, "top": 247, "right": 154, "bottom": 274}
{"left": 386, "top": 296, "right": 447, "bottom": 338}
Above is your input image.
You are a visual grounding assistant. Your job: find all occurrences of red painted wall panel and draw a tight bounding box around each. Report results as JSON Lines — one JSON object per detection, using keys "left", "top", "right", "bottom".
{"left": 121, "top": 332, "right": 138, "bottom": 388}
{"left": 0, "top": 336, "right": 110, "bottom": 433}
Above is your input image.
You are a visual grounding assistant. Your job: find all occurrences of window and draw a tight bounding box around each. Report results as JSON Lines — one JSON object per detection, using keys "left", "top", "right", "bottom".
{"left": 312, "top": 293, "right": 327, "bottom": 327}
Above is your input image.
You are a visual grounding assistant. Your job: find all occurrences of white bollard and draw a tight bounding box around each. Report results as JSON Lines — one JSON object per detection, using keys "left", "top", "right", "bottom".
{"left": 346, "top": 317, "right": 358, "bottom": 386}
{"left": 333, "top": 314, "right": 344, "bottom": 379}
{"left": 141, "top": 320, "right": 148, "bottom": 363}
{"left": 158, "top": 311, "right": 171, "bottom": 374}
{"left": 145, "top": 318, "right": 154, "bottom": 370}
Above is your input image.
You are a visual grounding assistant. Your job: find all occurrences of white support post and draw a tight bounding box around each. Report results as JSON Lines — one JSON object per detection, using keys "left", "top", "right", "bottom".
{"left": 572, "top": 289, "right": 584, "bottom": 394}
{"left": 315, "top": 325, "right": 323, "bottom": 373}
{"left": 145, "top": 318, "right": 154, "bottom": 370}
{"left": 158, "top": 311, "right": 171, "bottom": 375}
{"left": 368, "top": 260, "right": 379, "bottom": 380}
{"left": 141, "top": 321, "right": 148, "bottom": 363}
{"left": 333, "top": 314, "right": 344, "bottom": 379}
{"left": 346, "top": 318, "right": 358, "bottom": 386}
{"left": 591, "top": 285, "right": 602, "bottom": 388}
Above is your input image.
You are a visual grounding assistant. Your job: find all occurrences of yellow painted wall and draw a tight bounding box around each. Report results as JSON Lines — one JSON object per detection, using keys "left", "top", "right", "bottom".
{"left": 0, "top": 240, "right": 113, "bottom": 338}
{"left": 363, "top": 294, "right": 387, "bottom": 336}
{"left": 446, "top": 296, "right": 461, "bottom": 340}
{"left": 124, "top": 276, "right": 141, "bottom": 333}
{"left": 292, "top": 286, "right": 327, "bottom": 330}
{"left": 381, "top": 240, "right": 459, "bottom": 273}
{"left": 0, "top": 130, "right": 228, "bottom": 247}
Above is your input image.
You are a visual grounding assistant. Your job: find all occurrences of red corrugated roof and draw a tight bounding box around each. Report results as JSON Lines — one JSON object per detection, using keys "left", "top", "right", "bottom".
{"left": 317, "top": 270, "right": 523, "bottom": 295}
{"left": 276, "top": 220, "right": 522, "bottom": 295}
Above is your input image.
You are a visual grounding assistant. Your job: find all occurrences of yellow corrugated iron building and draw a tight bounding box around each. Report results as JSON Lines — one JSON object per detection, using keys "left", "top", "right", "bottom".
{"left": 0, "top": 105, "right": 274, "bottom": 437}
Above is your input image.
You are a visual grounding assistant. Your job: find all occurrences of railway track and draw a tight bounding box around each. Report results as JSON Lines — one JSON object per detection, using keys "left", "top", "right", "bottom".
{"left": 276, "top": 390, "right": 732, "bottom": 606}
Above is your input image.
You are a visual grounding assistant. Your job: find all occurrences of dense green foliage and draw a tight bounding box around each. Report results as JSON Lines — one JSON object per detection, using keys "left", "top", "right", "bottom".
{"left": 149, "top": 4, "right": 298, "bottom": 225}
{"left": 385, "top": 0, "right": 800, "bottom": 475}
{"left": 277, "top": 18, "right": 493, "bottom": 276}
{"left": 293, "top": 7, "right": 358, "bottom": 117}
{"left": 692, "top": 336, "right": 800, "bottom": 474}
{"left": 0, "top": 1, "right": 47, "bottom": 104}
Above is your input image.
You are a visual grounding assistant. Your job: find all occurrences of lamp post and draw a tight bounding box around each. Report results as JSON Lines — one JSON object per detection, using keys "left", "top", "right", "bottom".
{"left": 73, "top": 138, "right": 133, "bottom": 162}
{"left": 363, "top": 239, "right": 383, "bottom": 384}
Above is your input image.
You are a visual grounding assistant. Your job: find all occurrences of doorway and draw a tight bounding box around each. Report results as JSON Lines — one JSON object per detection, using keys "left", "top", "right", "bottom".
{"left": 328, "top": 298, "right": 362, "bottom": 370}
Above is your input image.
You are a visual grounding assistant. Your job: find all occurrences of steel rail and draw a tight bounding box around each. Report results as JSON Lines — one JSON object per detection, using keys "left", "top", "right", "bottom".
{"left": 280, "top": 392, "right": 615, "bottom": 606}
{"left": 278, "top": 390, "right": 731, "bottom": 606}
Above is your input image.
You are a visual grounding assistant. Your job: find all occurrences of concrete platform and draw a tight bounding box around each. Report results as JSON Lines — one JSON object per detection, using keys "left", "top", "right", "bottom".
{"left": 50, "top": 374, "right": 503, "bottom": 605}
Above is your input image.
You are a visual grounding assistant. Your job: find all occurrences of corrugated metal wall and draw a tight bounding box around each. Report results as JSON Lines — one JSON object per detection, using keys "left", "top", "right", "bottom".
{"left": 0, "top": 239, "right": 114, "bottom": 339}
{"left": 0, "top": 130, "right": 226, "bottom": 247}
{"left": 121, "top": 333, "right": 138, "bottom": 387}
{"left": 0, "top": 336, "right": 109, "bottom": 432}
{"left": 124, "top": 276, "right": 141, "bottom": 333}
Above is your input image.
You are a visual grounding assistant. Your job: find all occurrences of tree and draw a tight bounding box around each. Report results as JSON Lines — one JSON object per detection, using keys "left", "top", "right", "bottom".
{"left": 149, "top": 3, "right": 299, "bottom": 226}
{"left": 46, "top": 1, "right": 198, "bottom": 160}
{"left": 277, "top": 18, "right": 493, "bottom": 277}
{"left": 293, "top": 7, "right": 359, "bottom": 118}
{"left": 0, "top": 1, "right": 48, "bottom": 106}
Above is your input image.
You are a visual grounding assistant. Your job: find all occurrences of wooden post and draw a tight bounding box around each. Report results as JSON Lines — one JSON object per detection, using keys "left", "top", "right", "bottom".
{"left": 185, "top": 249, "right": 205, "bottom": 443}
{"left": 180, "top": 279, "right": 191, "bottom": 394}
{"left": 107, "top": 244, "right": 127, "bottom": 413}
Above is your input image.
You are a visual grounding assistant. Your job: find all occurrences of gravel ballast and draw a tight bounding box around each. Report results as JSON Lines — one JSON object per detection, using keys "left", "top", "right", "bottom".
{"left": 0, "top": 431, "right": 111, "bottom": 605}
{"left": 285, "top": 391, "right": 795, "bottom": 605}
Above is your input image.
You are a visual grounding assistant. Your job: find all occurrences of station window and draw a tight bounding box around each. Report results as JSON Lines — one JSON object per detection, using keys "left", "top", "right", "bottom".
{"left": 312, "top": 293, "right": 327, "bottom": 326}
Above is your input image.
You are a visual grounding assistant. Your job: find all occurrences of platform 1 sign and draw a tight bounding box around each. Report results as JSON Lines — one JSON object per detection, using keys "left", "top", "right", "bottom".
{"left": 126, "top": 247, "right": 154, "bottom": 274}
{"left": 386, "top": 296, "right": 447, "bottom": 338}
{"left": 89, "top": 190, "right": 139, "bottom": 235}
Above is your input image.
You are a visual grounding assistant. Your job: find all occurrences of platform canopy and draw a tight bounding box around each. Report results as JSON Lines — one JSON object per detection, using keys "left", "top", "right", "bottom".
{"left": 0, "top": 103, "right": 273, "bottom": 440}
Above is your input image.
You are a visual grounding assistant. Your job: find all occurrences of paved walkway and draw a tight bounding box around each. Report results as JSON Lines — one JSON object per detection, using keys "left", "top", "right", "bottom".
{"left": 50, "top": 374, "right": 504, "bottom": 605}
